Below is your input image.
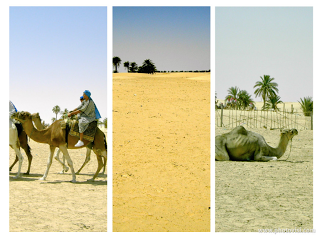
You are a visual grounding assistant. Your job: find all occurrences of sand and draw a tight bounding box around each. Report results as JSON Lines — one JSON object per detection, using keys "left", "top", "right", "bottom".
{"left": 215, "top": 126, "right": 313, "bottom": 232}
{"left": 113, "top": 72, "right": 210, "bottom": 232}
{"left": 9, "top": 128, "right": 107, "bottom": 232}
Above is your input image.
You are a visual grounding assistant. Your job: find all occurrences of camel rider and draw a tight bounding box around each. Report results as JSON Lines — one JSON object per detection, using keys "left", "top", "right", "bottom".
{"left": 9, "top": 101, "right": 19, "bottom": 124}
{"left": 68, "top": 90, "right": 101, "bottom": 147}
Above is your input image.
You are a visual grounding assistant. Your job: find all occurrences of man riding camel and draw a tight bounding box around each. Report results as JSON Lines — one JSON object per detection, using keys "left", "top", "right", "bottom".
{"left": 68, "top": 90, "right": 101, "bottom": 147}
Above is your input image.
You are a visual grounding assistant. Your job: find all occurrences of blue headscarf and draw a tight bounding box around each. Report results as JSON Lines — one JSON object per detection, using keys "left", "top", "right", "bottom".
{"left": 84, "top": 90, "right": 101, "bottom": 119}
{"left": 10, "top": 101, "right": 18, "bottom": 112}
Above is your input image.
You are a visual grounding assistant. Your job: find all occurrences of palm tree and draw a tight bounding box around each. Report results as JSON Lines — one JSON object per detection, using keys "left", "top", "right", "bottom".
{"left": 225, "top": 86, "right": 239, "bottom": 109}
{"left": 130, "top": 62, "right": 138, "bottom": 72}
{"left": 299, "top": 96, "right": 313, "bottom": 116}
{"left": 124, "top": 61, "right": 130, "bottom": 73}
{"left": 52, "top": 105, "right": 61, "bottom": 120}
{"left": 265, "top": 94, "right": 283, "bottom": 111}
{"left": 138, "top": 59, "right": 157, "bottom": 74}
{"left": 225, "top": 86, "right": 239, "bottom": 100}
{"left": 238, "top": 90, "right": 254, "bottom": 110}
{"left": 254, "top": 75, "right": 279, "bottom": 110}
{"left": 60, "top": 108, "right": 69, "bottom": 119}
{"left": 113, "top": 56, "right": 122, "bottom": 73}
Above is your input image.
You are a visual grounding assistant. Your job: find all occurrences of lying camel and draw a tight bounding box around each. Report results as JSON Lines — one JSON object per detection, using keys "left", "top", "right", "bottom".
{"left": 215, "top": 125, "right": 298, "bottom": 161}
{"left": 11, "top": 111, "right": 107, "bottom": 182}
{"left": 31, "top": 112, "right": 106, "bottom": 175}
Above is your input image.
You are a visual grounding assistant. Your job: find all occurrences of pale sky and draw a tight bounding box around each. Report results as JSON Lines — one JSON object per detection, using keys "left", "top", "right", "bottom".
{"left": 216, "top": 7, "right": 313, "bottom": 103}
{"left": 113, "top": 7, "right": 210, "bottom": 73}
{"left": 9, "top": 7, "right": 107, "bottom": 124}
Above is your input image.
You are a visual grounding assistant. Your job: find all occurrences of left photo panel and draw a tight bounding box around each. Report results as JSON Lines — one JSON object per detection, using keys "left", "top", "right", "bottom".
{"left": 9, "top": 7, "right": 108, "bottom": 232}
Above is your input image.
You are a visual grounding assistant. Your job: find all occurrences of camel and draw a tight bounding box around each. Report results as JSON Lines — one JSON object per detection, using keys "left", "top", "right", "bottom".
{"left": 31, "top": 113, "right": 106, "bottom": 175}
{"left": 11, "top": 111, "right": 107, "bottom": 182}
{"left": 9, "top": 120, "right": 24, "bottom": 178}
{"left": 9, "top": 100, "right": 33, "bottom": 177}
{"left": 215, "top": 125, "right": 298, "bottom": 161}
{"left": 9, "top": 125, "right": 33, "bottom": 175}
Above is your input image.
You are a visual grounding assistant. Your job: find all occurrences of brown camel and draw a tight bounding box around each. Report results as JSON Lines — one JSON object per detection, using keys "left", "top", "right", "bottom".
{"left": 31, "top": 112, "right": 106, "bottom": 175}
{"left": 9, "top": 125, "right": 33, "bottom": 175}
{"left": 11, "top": 111, "right": 107, "bottom": 182}
{"left": 215, "top": 125, "right": 298, "bottom": 161}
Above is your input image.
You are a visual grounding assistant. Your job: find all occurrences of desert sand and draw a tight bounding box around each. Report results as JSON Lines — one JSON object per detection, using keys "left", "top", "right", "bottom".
{"left": 9, "top": 128, "right": 107, "bottom": 232}
{"left": 113, "top": 72, "right": 210, "bottom": 232}
{"left": 215, "top": 125, "right": 313, "bottom": 232}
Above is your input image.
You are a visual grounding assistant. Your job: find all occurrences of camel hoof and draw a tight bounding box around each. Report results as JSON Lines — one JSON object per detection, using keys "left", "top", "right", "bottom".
{"left": 75, "top": 171, "right": 80, "bottom": 175}
{"left": 39, "top": 177, "right": 46, "bottom": 181}
{"left": 14, "top": 175, "right": 21, "bottom": 179}
{"left": 64, "top": 167, "right": 69, "bottom": 172}
{"left": 59, "top": 170, "right": 65, "bottom": 174}
{"left": 87, "top": 178, "right": 95, "bottom": 182}
{"left": 71, "top": 179, "right": 77, "bottom": 183}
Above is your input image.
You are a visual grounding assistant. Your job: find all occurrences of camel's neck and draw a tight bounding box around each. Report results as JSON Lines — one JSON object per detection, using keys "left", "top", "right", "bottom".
{"left": 268, "top": 134, "right": 291, "bottom": 158}
{"left": 22, "top": 119, "right": 50, "bottom": 144}
{"left": 33, "top": 118, "right": 45, "bottom": 130}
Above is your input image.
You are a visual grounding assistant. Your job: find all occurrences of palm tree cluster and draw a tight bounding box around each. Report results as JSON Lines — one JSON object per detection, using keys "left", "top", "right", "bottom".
{"left": 224, "top": 75, "right": 312, "bottom": 114}
{"left": 224, "top": 86, "right": 254, "bottom": 110}
{"left": 113, "top": 57, "right": 157, "bottom": 74}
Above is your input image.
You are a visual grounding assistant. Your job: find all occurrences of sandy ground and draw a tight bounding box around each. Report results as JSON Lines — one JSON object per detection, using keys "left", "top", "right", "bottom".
{"left": 9, "top": 129, "right": 107, "bottom": 232}
{"left": 215, "top": 126, "right": 313, "bottom": 232}
{"left": 113, "top": 73, "right": 210, "bottom": 232}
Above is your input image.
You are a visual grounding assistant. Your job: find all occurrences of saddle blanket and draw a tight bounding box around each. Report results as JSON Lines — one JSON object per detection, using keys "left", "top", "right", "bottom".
{"left": 61, "top": 119, "right": 97, "bottom": 142}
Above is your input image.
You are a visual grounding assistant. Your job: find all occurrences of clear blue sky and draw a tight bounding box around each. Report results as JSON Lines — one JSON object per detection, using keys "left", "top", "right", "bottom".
{"left": 215, "top": 7, "right": 313, "bottom": 103}
{"left": 9, "top": 6, "right": 107, "bottom": 124}
{"left": 113, "top": 7, "right": 210, "bottom": 72}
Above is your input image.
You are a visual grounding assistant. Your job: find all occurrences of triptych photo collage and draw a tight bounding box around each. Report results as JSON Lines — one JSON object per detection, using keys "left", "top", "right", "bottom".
{"left": 7, "top": 4, "right": 315, "bottom": 234}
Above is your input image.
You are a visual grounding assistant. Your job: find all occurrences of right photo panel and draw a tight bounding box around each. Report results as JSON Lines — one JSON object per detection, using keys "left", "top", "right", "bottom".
{"left": 113, "top": 7, "right": 210, "bottom": 232}
{"left": 215, "top": 7, "right": 313, "bottom": 232}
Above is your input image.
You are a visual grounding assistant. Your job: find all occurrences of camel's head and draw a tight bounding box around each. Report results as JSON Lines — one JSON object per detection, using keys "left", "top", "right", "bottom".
{"left": 280, "top": 128, "right": 298, "bottom": 140}
{"left": 31, "top": 112, "right": 41, "bottom": 122}
{"left": 11, "top": 111, "right": 32, "bottom": 123}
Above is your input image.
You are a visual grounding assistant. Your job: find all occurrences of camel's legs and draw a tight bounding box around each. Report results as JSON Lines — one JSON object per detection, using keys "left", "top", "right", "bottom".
{"left": 9, "top": 132, "right": 32, "bottom": 175}
{"left": 101, "top": 150, "right": 107, "bottom": 174}
{"left": 53, "top": 149, "right": 69, "bottom": 173}
{"left": 9, "top": 147, "right": 32, "bottom": 175}
{"left": 76, "top": 148, "right": 91, "bottom": 175}
{"left": 40, "top": 145, "right": 55, "bottom": 181}
{"left": 255, "top": 156, "right": 277, "bottom": 162}
{"left": 102, "top": 157, "right": 106, "bottom": 174}
{"left": 87, "top": 149, "right": 104, "bottom": 181}
{"left": 9, "top": 155, "right": 19, "bottom": 172}
{"left": 22, "top": 145, "right": 33, "bottom": 175}
{"left": 58, "top": 145, "right": 76, "bottom": 183}
{"left": 11, "top": 146, "right": 23, "bottom": 178}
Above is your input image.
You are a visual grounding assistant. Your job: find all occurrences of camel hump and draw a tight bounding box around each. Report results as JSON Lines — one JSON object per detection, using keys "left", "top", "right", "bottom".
{"left": 230, "top": 125, "right": 248, "bottom": 135}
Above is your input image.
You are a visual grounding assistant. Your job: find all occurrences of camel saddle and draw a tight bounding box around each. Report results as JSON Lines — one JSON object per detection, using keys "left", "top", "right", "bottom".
{"left": 60, "top": 119, "right": 98, "bottom": 142}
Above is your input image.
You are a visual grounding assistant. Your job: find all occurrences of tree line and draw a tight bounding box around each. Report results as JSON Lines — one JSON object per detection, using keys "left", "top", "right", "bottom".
{"left": 113, "top": 57, "right": 157, "bottom": 74}
{"left": 113, "top": 56, "right": 210, "bottom": 74}
{"left": 216, "top": 75, "right": 313, "bottom": 116}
